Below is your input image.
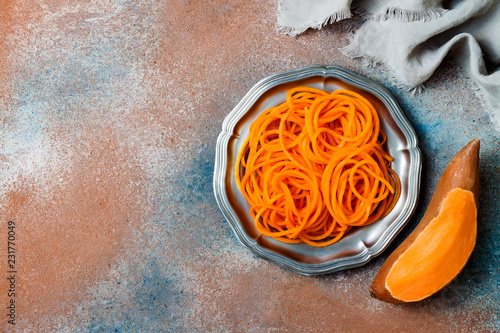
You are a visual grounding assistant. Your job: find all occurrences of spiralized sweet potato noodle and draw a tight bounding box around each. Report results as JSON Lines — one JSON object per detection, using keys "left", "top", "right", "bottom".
{"left": 235, "top": 87, "right": 401, "bottom": 247}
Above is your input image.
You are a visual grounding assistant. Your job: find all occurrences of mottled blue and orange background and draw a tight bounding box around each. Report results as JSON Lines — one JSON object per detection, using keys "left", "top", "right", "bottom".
{"left": 0, "top": 0, "right": 499, "bottom": 332}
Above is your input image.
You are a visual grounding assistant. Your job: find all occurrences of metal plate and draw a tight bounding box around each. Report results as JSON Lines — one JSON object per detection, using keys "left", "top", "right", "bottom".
{"left": 213, "top": 65, "right": 421, "bottom": 275}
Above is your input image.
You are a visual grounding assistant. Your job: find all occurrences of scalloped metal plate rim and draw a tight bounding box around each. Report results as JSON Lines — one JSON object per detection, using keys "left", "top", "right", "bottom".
{"left": 213, "top": 65, "right": 421, "bottom": 275}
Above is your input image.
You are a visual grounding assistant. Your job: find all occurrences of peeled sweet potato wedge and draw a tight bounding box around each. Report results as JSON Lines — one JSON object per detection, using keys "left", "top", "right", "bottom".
{"left": 370, "top": 138, "right": 480, "bottom": 304}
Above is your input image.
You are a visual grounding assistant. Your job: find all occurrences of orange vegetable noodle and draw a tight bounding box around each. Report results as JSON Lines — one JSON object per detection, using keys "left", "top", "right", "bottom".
{"left": 235, "top": 87, "right": 401, "bottom": 247}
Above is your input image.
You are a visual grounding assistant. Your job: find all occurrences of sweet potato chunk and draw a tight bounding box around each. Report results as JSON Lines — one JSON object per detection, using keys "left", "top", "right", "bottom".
{"left": 370, "top": 139, "right": 479, "bottom": 304}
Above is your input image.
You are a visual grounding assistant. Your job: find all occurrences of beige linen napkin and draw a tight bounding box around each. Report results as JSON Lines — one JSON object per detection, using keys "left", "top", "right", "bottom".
{"left": 278, "top": 0, "right": 500, "bottom": 131}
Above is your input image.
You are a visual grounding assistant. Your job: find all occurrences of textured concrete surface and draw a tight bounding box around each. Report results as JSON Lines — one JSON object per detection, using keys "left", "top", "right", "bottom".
{"left": 0, "top": 0, "right": 499, "bottom": 332}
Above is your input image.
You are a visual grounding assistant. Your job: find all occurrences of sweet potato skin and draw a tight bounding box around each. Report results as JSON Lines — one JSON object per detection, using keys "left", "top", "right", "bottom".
{"left": 370, "top": 138, "right": 480, "bottom": 304}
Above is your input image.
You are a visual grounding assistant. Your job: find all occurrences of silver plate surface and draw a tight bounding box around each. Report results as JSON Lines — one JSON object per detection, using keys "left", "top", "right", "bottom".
{"left": 213, "top": 65, "right": 421, "bottom": 275}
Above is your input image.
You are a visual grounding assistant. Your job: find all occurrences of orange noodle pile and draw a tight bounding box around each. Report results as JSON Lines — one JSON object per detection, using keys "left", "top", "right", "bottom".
{"left": 235, "top": 87, "right": 400, "bottom": 247}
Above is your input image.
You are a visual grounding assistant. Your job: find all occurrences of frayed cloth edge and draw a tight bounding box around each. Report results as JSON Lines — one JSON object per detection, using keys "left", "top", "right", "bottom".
{"left": 277, "top": 4, "right": 447, "bottom": 36}
{"left": 341, "top": 42, "right": 425, "bottom": 94}
{"left": 455, "top": 64, "right": 500, "bottom": 132}
{"left": 372, "top": 7, "right": 448, "bottom": 22}
{"left": 351, "top": 2, "right": 371, "bottom": 20}
{"left": 472, "top": 84, "right": 500, "bottom": 131}
{"left": 353, "top": 4, "right": 448, "bottom": 22}
{"left": 277, "top": 8, "right": 352, "bottom": 36}
{"left": 343, "top": 44, "right": 500, "bottom": 131}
